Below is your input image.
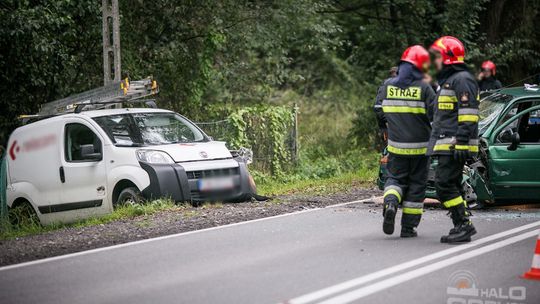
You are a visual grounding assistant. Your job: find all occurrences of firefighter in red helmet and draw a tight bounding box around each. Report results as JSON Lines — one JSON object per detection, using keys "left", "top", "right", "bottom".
{"left": 477, "top": 60, "right": 502, "bottom": 92}
{"left": 429, "top": 36, "right": 479, "bottom": 243}
{"left": 377, "top": 45, "right": 436, "bottom": 237}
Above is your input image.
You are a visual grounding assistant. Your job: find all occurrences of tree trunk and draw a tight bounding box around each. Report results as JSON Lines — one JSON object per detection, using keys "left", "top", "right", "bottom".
{"left": 485, "top": 0, "right": 507, "bottom": 43}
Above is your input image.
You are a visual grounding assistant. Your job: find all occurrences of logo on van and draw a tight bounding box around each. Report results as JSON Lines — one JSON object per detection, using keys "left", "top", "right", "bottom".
{"left": 9, "top": 140, "right": 20, "bottom": 160}
{"left": 8, "top": 134, "right": 57, "bottom": 161}
{"left": 199, "top": 151, "right": 209, "bottom": 158}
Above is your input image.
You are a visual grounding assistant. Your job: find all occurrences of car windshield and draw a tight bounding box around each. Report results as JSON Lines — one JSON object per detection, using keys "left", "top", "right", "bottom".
{"left": 478, "top": 93, "right": 513, "bottom": 135}
{"left": 93, "top": 112, "right": 207, "bottom": 146}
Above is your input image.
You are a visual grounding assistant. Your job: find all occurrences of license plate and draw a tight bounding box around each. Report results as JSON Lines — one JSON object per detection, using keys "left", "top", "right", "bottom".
{"left": 198, "top": 177, "right": 234, "bottom": 192}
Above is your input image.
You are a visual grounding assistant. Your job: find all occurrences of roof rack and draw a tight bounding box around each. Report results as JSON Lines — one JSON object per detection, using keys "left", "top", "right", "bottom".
{"left": 38, "top": 77, "right": 159, "bottom": 115}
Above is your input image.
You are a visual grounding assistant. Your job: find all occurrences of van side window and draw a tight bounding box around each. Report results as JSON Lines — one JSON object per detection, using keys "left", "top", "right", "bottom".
{"left": 65, "top": 123, "right": 102, "bottom": 162}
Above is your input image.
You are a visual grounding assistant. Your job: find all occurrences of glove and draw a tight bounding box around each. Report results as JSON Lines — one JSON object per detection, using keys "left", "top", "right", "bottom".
{"left": 453, "top": 145, "right": 470, "bottom": 163}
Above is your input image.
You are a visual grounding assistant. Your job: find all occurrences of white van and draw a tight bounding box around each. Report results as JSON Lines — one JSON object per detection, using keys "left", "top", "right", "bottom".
{"left": 6, "top": 108, "right": 256, "bottom": 224}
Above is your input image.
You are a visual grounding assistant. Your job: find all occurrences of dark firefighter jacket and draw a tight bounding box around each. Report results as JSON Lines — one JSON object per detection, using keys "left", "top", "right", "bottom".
{"left": 375, "top": 62, "right": 436, "bottom": 156}
{"left": 478, "top": 77, "right": 502, "bottom": 92}
{"left": 428, "top": 64, "right": 480, "bottom": 156}
{"left": 374, "top": 80, "right": 389, "bottom": 129}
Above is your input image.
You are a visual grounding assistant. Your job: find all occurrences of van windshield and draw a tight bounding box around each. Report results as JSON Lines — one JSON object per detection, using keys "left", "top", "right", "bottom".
{"left": 93, "top": 112, "right": 207, "bottom": 146}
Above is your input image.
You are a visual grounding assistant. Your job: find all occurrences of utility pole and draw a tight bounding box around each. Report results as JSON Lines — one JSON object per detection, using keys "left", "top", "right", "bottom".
{"left": 102, "top": 0, "right": 121, "bottom": 85}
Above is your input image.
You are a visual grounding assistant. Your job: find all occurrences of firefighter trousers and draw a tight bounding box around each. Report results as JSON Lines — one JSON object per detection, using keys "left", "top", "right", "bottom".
{"left": 435, "top": 155, "right": 467, "bottom": 209}
{"left": 383, "top": 154, "right": 429, "bottom": 229}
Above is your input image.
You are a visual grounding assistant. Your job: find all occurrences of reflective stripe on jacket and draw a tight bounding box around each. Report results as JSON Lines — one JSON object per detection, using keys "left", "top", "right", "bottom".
{"left": 428, "top": 69, "right": 480, "bottom": 156}
{"left": 376, "top": 72, "right": 435, "bottom": 156}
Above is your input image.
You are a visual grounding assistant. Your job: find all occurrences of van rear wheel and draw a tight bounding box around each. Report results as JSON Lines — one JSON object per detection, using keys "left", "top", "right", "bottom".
{"left": 115, "top": 187, "right": 144, "bottom": 207}
{"left": 9, "top": 200, "right": 40, "bottom": 227}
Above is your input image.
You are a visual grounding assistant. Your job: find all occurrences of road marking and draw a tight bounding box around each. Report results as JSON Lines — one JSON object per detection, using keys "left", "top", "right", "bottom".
{"left": 318, "top": 229, "right": 539, "bottom": 304}
{"left": 285, "top": 220, "right": 540, "bottom": 304}
{"left": 0, "top": 198, "right": 374, "bottom": 272}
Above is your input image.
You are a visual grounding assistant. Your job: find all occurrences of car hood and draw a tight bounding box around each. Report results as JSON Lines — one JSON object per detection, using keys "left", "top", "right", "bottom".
{"left": 144, "top": 141, "right": 233, "bottom": 163}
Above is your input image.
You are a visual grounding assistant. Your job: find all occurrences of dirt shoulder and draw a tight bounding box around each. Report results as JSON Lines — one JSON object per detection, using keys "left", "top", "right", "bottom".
{"left": 0, "top": 186, "right": 381, "bottom": 267}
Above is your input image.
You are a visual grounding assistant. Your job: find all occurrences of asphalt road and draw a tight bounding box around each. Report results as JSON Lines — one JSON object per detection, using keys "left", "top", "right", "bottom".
{"left": 1, "top": 199, "right": 540, "bottom": 304}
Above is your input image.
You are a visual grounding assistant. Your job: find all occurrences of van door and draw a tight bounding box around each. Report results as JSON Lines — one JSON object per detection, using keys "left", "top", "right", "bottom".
{"left": 488, "top": 104, "right": 540, "bottom": 202}
{"left": 57, "top": 119, "right": 108, "bottom": 212}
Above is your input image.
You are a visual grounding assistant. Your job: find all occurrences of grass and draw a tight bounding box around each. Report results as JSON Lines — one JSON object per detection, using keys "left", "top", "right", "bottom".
{"left": 0, "top": 199, "right": 182, "bottom": 240}
{"left": 257, "top": 170, "right": 376, "bottom": 196}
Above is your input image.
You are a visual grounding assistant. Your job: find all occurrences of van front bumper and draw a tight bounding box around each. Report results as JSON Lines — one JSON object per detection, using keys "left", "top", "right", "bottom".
{"left": 139, "top": 159, "right": 255, "bottom": 203}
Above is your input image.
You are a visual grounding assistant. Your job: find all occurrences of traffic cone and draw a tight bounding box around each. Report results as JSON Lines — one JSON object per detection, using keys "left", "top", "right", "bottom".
{"left": 522, "top": 230, "right": 540, "bottom": 280}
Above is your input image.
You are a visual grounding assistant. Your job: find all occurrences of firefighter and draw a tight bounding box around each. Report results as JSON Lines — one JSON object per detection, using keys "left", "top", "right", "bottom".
{"left": 477, "top": 60, "right": 502, "bottom": 92}
{"left": 378, "top": 45, "right": 436, "bottom": 237}
{"left": 429, "top": 36, "right": 478, "bottom": 243}
{"left": 374, "top": 66, "right": 398, "bottom": 144}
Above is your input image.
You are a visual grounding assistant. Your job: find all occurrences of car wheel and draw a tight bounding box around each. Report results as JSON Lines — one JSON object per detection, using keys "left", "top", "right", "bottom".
{"left": 116, "top": 187, "right": 144, "bottom": 207}
{"left": 9, "top": 200, "right": 40, "bottom": 227}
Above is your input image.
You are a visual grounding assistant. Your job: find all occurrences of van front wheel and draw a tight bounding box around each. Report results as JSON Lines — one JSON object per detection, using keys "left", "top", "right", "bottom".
{"left": 115, "top": 187, "right": 144, "bottom": 207}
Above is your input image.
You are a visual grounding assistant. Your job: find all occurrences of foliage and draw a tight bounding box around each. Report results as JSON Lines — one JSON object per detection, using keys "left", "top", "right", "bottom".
{"left": 253, "top": 148, "right": 379, "bottom": 195}
{"left": 227, "top": 105, "right": 295, "bottom": 175}
{"left": 0, "top": 0, "right": 102, "bottom": 143}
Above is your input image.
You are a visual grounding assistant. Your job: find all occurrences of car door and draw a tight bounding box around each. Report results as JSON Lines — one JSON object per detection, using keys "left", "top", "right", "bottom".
{"left": 59, "top": 118, "right": 108, "bottom": 211}
{"left": 488, "top": 104, "right": 540, "bottom": 202}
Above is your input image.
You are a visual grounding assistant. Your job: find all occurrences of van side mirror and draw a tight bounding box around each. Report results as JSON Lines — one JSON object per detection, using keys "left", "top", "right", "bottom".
{"left": 80, "top": 144, "right": 102, "bottom": 160}
{"left": 507, "top": 132, "right": 520, "bottom": 151}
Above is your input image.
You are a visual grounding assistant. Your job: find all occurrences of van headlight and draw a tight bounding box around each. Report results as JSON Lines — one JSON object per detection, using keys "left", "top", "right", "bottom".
{"left": 136, "top": 150, "right": 174, "bottom": 164}
{"left": 233, "top": 147, "right": 253, "bottom": 165}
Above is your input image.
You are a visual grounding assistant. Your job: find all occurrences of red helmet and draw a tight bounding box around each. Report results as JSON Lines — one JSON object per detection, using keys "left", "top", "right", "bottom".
{"left": 430, "top": 36, "right": 465, "bottom": 65}
{"left": 401, "top": 45, "right": 430, "bottom": 71}
{"left": 481, "top": 60, "right": 496, "bottom": 75}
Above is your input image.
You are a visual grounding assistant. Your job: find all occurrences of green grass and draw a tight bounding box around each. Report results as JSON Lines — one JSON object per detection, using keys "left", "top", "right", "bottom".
{"left": 257, "top": 170, "right": 376, "bottom": 196}
{"left": 0, "top": 199, "right": 182, "bottom": 240}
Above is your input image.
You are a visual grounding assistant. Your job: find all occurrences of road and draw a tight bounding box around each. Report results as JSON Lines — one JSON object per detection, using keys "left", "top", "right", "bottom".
{"left": 1, "top": 199, "right": 540, "bottom": 304}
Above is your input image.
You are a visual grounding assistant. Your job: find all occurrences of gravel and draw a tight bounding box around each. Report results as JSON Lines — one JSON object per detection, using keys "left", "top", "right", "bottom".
{"left": 0, "top": 186, "right": 382, "bottom": 267}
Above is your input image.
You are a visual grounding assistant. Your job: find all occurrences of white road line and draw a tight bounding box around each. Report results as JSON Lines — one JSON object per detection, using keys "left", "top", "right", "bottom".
{"left": 0, "top": 198, "right": 373, "bottom": 272}
{"left": 285, "top": 220, "right": 540, "bottom": 304}
{"left": 318, "top": 229, "right": 539, "bottom": 304}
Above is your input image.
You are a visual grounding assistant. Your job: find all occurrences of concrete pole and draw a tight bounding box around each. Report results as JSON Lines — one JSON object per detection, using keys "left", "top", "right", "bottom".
{"left": 102, "top": 0, "right": 121, "bottom": 85}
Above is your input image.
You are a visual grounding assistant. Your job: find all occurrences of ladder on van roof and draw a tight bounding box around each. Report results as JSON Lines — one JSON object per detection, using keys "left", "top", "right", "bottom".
{"left": 37, "top": 77, "right": 159, "bottom": 116}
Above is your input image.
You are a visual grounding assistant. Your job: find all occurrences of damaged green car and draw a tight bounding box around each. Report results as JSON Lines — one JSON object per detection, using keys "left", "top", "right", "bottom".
{"left": 378, "top": 85, "right": 540, "bottom": 208}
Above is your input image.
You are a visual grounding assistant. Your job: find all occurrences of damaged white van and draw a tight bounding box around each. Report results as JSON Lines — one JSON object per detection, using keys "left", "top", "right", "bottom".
{"left": 5, "top": 80, "right": 257, "bottom": 224}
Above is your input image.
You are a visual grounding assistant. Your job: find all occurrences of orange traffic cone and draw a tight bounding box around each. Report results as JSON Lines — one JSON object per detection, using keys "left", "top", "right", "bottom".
{"left": 522, "top": 230, "right": 540, "bottom": 280}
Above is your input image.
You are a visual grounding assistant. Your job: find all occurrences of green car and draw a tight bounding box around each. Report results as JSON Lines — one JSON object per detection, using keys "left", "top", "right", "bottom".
{"left": 378, "top": 85, "right": 540, "bottom": 208}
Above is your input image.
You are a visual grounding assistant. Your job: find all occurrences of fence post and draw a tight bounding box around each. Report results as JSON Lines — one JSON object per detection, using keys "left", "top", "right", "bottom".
{"left": 292, "top": 103, "right": 299, "bottom": 164}
{"left": 0, "top": 148, "right": 8, "bottom": 223}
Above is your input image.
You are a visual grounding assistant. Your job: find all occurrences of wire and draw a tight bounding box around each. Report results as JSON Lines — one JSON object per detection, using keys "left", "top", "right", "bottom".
{"left": 195, "top": 119, "right": 229, "bottom": 125}
{"left": 480, "top": 72, "right": 540, "bottom": 100}
{"left": 499, "top": 72, "right": 540, "bottom": 89}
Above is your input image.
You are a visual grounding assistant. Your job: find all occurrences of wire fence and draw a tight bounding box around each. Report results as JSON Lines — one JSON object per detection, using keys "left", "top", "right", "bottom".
{"left": 196, "top": 104, "right": 299, "bottom": 174}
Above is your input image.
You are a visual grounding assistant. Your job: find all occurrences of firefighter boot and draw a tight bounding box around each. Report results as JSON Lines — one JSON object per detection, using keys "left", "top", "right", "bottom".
{"left": 441, "top": 204, "right": 476, "bottom": 243}
{"left": 400, "top": 227, "right": 418, "bottom": 238}
{"left": 445, "top": 211, "right": 461, "bottom": 235}
{"left": 383, "top": 196, "right": 398, "bottom": 235}
{"left": 401, "top": 203, "right": 422, "bottom": 238}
